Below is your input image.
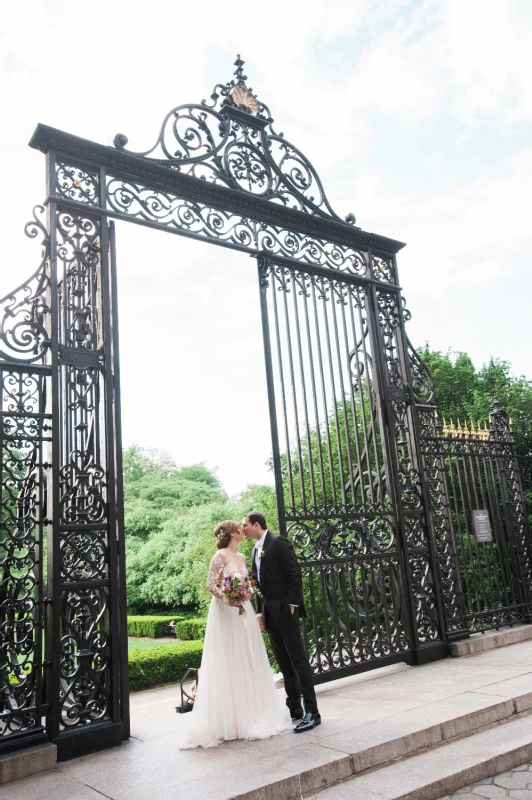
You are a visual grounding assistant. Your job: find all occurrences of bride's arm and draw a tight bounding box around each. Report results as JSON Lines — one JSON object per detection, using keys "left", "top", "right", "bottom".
{"left": 207, "top": 553, "right": 226, "bottom": 600}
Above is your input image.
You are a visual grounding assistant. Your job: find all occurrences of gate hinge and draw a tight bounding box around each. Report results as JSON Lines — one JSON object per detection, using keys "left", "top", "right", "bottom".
{"left": 388, "top": 386, "right": 412, "bottom": 405}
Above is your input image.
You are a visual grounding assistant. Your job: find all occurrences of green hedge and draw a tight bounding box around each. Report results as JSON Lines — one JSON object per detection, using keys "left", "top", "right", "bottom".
{"left": 127, "top": 615, "right": 183, "bottom": 638}
{"left": 127, "top": 615, "right": 207, "bottom": 640}
{"left": 175, "top": 618, "right": 207, "bottom": 640}
{"left": 128, "top": 640, "right": 203, "bottom": 691}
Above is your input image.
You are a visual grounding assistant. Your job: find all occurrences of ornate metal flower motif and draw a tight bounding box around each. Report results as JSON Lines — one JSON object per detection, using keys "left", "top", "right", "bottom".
{"left": 231, "top": 85, "right": 259, "bottom": 114}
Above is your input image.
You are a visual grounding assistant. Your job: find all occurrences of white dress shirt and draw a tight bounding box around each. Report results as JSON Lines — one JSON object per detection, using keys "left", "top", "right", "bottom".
{"left": 255, "top": 529, "right": 268, "bottom": 583}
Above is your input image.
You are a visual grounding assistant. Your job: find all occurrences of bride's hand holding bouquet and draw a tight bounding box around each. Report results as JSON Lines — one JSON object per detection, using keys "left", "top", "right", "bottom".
{"left": 221, "top": 574, "right": 256, "bottom": 615}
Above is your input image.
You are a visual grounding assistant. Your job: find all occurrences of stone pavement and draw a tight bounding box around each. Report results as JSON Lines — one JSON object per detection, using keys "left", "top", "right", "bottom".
{"left": 3, "top": 634, "right": 532, "bottom": 800}
{"left": 444, "top": 762, "right": 532, "bottom": 799}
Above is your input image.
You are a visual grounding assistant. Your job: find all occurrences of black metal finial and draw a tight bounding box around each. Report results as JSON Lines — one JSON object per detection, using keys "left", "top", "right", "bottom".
{"left": 234, "top": 54, "right": 247, "bottom": 85}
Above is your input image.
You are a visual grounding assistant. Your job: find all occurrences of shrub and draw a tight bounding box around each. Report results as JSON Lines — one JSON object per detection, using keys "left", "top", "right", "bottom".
{"left": 128, "top": 640, "right": 203, "bottom": 691}
{"left": 127, "top": 615, "right": 183, "bottom": 638}
{"left": 174, "top": 618, "right": 207, "bottom": 640}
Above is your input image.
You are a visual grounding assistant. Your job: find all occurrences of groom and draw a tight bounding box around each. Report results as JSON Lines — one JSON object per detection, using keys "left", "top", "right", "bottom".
{"left": 242, "top": 511, "right": 320, "bottom": 733}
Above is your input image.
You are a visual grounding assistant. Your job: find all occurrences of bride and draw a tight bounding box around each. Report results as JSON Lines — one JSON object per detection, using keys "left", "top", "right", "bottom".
{"left": 179, "top": 519, "right": 291, "bottom": 748}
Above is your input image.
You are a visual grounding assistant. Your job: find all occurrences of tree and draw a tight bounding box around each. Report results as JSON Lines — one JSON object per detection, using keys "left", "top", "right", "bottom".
{"left": 125, "top": 484, "right": 278, "bottom": 613}
{"left": 123, "top": 445, "right": 178, "bottom": 483}
{"left": 122, "top": 444, "right": 279, "bottom": 612}
{"left": 123, "top": 447, "right": 226, "bottom": 539}
{"left": 418, "top": 347, "right": 532, "bottom": 453}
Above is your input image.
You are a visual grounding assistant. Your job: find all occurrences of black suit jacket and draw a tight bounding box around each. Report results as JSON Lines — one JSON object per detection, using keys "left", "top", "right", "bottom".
{"left": 251, "top": 531, "right": 306, "bottom": 621}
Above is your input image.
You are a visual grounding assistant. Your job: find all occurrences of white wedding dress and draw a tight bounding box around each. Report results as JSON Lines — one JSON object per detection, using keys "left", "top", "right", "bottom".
{"left": 179, "top": 553, "right": 291, "bottom": 749}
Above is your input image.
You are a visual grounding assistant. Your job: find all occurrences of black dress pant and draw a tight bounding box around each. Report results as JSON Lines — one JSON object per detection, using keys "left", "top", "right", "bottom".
{"left": 266, "top": 604, "right": 318, "bottom": 715}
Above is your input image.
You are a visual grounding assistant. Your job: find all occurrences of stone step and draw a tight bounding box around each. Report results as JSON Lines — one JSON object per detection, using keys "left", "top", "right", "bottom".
{"left": 306, "top": 713, "right": 532, "bottom": 800}
{"left": 451, "top": 624, "right": 532, "bottom": 657}
{"left": 0, "top": 742, "right": 57, "bottom": 785}
{"left": 230, "top": 687, "right": 532, "bottom": 800}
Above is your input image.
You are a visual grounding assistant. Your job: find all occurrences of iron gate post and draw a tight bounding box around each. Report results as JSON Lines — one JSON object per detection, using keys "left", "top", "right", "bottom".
{"left": 44, "top": 168, "right": 128, "bottom": 759}
{"left": 490, "top": 401, "right": 532, "bottom": 621}
{"left": 257, "top": 256, "right": 288, "bottom": 537}
{"left": 367, "top": 264, "right": 448, "bottom": 664}
{"left": 415, "top": 404, "right": 469, "bottom": 641}
{"left": 109, "top": 222, "right": 130, "bottom": 740}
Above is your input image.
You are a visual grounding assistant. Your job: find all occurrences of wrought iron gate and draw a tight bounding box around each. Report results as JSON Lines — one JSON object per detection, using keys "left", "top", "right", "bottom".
{"left": 1, "top": 56, "right": 530, "bottom": 760}
{"left": 0, "top": 210, "right": 127, "bottom": 759}
{"left": 258, "top": 254, "right": 446, "bottom": 680}
{"left": 419, "top": 403, "right": 532, "bottom": 639}
{"left": 0, "top": 218, "right": 51, "bottom": 751}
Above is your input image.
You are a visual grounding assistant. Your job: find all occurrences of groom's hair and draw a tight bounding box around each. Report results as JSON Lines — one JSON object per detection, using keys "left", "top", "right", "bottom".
{"left": 246, "top": 510, "right": 267, "bottom": 530}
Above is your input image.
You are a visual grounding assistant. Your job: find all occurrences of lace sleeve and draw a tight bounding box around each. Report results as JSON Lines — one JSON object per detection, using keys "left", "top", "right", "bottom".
{"left": 207, "top": 554, "right": 225, "bottom": 600}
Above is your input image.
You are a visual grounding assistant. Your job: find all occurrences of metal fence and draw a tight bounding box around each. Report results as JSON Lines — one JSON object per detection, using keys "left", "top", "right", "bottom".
{"left": 419, "top": 403, "right": 532, "bottom": 639}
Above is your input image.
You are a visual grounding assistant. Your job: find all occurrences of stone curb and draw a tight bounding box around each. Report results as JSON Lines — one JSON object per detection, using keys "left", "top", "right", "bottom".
{"left": 451, "top": 624, "right": 532, "bottom": 657}
{"left": 406, "top": 742, "right": 532, "bottom": 800}
{"left": 0, "top": 742, "right": 57, "bottom": 785}
{"left": 308, "top": 715, "right": 532, "bottom": 800}
{"left": 229, "top": 691, "right": 532, "bottom": 800}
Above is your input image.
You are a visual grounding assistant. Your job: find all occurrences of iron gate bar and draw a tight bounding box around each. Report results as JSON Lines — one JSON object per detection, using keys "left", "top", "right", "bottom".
{"left": 109, "top": 222, "right": 130, "bottom": 741}
{"left": 99, "top": 220, "right": 121, "bottom": 741}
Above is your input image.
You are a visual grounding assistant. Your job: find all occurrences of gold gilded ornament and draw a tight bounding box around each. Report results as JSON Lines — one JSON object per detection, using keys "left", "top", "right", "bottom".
{"left": 231, "top": 85, "right": 258, "bottom": 114}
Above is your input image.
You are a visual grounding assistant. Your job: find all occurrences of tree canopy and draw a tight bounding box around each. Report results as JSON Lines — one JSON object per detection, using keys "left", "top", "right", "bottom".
{"left": 123, "top": 445, "right": 278, "bottom": 612}
{"left": 123, "top": 349, "right": 532, "bottom": 614}
{"left": 418, "top": 346, "right": 532, "bottom": 453}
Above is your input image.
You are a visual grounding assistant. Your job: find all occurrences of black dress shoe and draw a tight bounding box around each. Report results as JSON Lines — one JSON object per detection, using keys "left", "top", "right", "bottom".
{"left": 294, "top": 712, "right": 321, "bottom": 733}
{"left": 290, "top": 706, "right": 304, "bottom": 722}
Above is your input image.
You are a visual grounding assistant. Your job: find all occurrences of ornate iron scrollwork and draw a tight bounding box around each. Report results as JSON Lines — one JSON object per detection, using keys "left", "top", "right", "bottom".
{"left": 489, "top": 400, "right": 532, "bottom": 615}
{"left": 0, "top": 207, "right": 50, "bottom": 364}
{"left": 419, "top": 403, "right": 532, "bottom": 635}
{"left": 113, "top": 56, "right": 356, "bottom": 227}
{"left": 56, "top": 163, "right": 100, "bottom": 206}
{"left": 376, "top": 288, "right": 441, "bottom": 643}
{"left": 0, "top": 207, "right": 52, "bottom": 746}
{"left": 417, "top": 406, "right": 467, "bottom": 638}
{"left": 52, "top": 207, "right": 112, "bottom": 731}
{"left": 301, "top": 556, "right": 409, "bottom": 675}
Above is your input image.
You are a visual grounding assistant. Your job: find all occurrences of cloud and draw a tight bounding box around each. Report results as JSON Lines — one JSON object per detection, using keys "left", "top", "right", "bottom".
{"left": 1, "top": 0, "right": 531, "bottom": 490}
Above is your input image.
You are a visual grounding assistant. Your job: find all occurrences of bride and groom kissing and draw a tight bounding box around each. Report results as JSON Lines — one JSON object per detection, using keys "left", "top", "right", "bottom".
{"left": 179, "top": 511, "right": 321, "bottom": 749}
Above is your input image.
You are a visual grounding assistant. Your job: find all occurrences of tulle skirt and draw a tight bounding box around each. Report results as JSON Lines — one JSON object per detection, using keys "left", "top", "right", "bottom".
{"left": 179, "top": 597, "right": 291, "bottom": 748}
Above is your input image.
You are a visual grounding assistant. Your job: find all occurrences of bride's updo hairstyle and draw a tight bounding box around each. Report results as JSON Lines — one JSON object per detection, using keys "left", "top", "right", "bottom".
{"left": 214, "top": 520, "right": 240, "bottom": 549}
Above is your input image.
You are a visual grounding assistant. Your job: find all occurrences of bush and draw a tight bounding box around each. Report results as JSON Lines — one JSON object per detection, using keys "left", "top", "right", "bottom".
{"left": 174, "top": 618, "right": 207, "bottom": 640}
{"left": 128, "top": 640, "right": 203, "bottom": 691}
{"left": 127, "top": 615, "right": 183, "bottom": 638}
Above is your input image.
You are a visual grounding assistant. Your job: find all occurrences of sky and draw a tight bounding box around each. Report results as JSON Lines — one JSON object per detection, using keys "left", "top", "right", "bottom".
{"left": 1, "top": 0, "right": 531, "bottom": 494}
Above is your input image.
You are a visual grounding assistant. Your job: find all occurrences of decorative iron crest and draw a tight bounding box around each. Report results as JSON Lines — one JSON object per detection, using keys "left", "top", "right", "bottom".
{"left": 113, "top": 56, "right": 356, "bottom": 226}
{"left": 0, "top": 206, "right": 51, "bottom": 364}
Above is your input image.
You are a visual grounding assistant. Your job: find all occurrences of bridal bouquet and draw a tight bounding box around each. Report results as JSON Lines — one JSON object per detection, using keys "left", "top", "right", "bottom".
{"left": 221, "top": 575, "right": 256, "bottom": 615}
